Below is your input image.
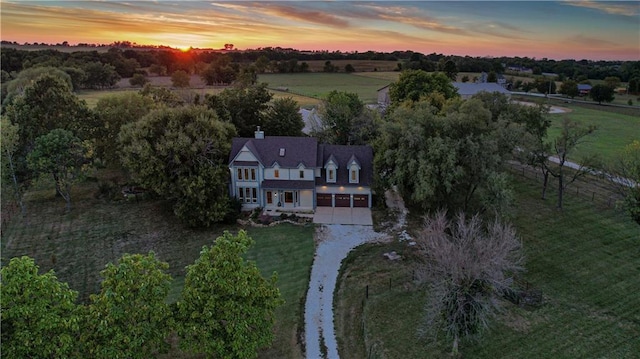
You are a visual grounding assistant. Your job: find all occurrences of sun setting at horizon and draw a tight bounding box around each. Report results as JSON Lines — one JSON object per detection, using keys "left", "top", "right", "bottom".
{"left": 1, "top": 1, "right": 638, "bottom": 60}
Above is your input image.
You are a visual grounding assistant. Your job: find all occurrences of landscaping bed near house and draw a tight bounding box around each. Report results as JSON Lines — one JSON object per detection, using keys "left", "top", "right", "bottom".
{"left": 334, "top": 175, "right": 640, "bottom": 358}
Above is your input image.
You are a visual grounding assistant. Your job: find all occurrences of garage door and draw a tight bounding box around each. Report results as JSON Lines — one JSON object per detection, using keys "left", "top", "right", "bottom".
{"left": 335, "top": 194, "right": 351, "bottom": 207}
{"left": 353, "top": 194, "right": 369, "bottom": 207}
{"left": 316, "top": 194, "right": 332, "bottom": 207}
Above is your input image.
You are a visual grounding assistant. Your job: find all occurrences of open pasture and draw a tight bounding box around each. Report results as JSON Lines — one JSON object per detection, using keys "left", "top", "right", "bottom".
{"left": 546, "top": 104, "right": 640, "bottom": 163}
{"left": 335, "top": 176, "right": 640, "bottom": 358}
{"left": 302, "top": 59, "right": 399, "bottom": 73}
{"left": 259, "top": 73, "right": 391, "bottom": 104}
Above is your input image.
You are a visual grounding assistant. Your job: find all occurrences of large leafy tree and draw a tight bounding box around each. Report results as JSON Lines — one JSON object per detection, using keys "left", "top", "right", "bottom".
{"left": 201, "top": 55, "right": 237, "bottom": 85}
{"left": 27, "top": 129, "right": 92, "bottom": 212}
{"left": 262, "top": 97, "right": 305, "bottom": 136}
{"left": 316, "top": 90, "right": 364, "bottom": 145}
{"left": 82, "top": 61, "right": 120, "bottom": 89}
{"left": 389, "top": 70, "right": 458, "bottom": 108}
{"left": 375, "top": 99, "right": 514, "bottom": 214}
{"left": 2, "top": 66, "right": 73, "bottom": 105}
{"left": 205, "top": 82, "right": 272, "bottom": 137}
{"left": 1, "top": 256, "right": 81, "bottom": 358}
{"left": 559, "top": 79, "right": 579, "bottom": 98}
{"left": 171, "top": 70, "right": 191, "bottom": 88}
{"left": 590, "top": 84, "right": 615, "bottom": 104}
{"left": 418, "top": 211, "right": 523, "bottom": 356}
{"left": 5, "top": 74, "right": 95, "bottom": 150}
{"left": 93, "top": 92, "right": 154, "bottom": 166}
{"left": 82, "top": 253, "right": 173, "bottom": 359}
{"left": 118, "top": 106, "right": 236, "bottom": 227}
{"left": 176, "top": 231, "right": 283, "bottom": 358}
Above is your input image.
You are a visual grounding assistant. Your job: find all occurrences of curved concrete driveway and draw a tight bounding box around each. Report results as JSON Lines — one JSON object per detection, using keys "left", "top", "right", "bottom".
{"left": 304, "top": 224, "right": 386, "bottom": 359}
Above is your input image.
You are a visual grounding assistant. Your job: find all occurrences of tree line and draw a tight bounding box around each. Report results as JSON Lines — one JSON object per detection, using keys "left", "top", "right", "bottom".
{"left": 3, "top": 45, "right": 639, "bottom": 82}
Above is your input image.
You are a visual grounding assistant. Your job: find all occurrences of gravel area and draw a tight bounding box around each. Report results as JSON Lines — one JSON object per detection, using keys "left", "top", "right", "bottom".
{"left": 304, "top": 224, "right": 387, "bottom": 359}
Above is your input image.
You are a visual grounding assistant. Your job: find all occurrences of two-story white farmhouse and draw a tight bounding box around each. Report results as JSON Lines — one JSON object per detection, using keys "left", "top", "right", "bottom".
{"left": 228, "top": 128, "right": 373, "bottom": 211}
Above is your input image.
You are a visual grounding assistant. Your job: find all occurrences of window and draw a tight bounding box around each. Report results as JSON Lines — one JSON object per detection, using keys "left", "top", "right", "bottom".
{"left": 299, "top": 170, "right": 304, "bottom": 179}
{"left": 349, "top": 165, "right": 360, "bottom": 184}
{"left": 236, "top": 167, "right": 257, "bottom": 181}
{"left": 329, "top": 170, "right": 334, "bottom": 180}
{"left": 238, "top": 187, "right": 258, "bottom": 203}
{"left": 275, "top": 169, "right": 280, "bottom": 178}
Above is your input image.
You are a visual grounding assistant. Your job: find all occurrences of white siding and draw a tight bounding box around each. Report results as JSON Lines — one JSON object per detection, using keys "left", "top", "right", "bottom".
{"left": 300, "top": 190, "right": 313, "bottom": 207}
{"left": 235, "top": 147, "right": 259, "bottom": 162}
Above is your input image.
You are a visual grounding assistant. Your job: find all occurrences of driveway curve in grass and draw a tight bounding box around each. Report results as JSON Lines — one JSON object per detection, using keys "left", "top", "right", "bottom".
{"left": 304, "top": 224, "right": 386, "bottom": 359}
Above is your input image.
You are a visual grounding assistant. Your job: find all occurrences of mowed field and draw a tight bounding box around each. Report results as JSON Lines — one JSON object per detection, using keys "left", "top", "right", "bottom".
{"left": 1, "top": 170, "right": 315, "bottom": 359}
{"left": 259, "top": 73, "right": 392, "bottom": 104}
{"left": 335, "top": 175, "right": 640, "bottom": 358}
{"left": 547, "top": 105, "right": 640, "bottom": 163}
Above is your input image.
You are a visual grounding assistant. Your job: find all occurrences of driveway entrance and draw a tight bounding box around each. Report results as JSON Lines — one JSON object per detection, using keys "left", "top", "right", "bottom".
{"left": 313, "top": 207, "right": 373, "bottom": 225}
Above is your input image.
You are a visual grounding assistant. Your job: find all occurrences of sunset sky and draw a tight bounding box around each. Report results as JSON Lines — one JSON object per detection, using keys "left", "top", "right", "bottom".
{"left": 1, "top": 1, "right": 638, "bottom": 61}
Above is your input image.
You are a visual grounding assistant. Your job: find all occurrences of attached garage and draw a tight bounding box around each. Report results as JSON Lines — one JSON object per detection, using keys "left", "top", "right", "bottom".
{"left": 335, "top": 194, "right": 351, "bottom": 207}
{"left": 353, "top": 194, "right": 369, "bottom": 207}
{"left": 316, "top": 194, "right": 332, "bottom": 207}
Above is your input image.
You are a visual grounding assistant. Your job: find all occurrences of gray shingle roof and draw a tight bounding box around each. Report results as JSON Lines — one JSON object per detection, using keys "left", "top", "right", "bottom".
{"left": 316, "top": 144, "right": 373, "bottom": 186}
{"left": 230, "top": 136, "right": 318, "bottom": 168}
{"left": 452, "top": 82, "right": 511, "bottom": 96}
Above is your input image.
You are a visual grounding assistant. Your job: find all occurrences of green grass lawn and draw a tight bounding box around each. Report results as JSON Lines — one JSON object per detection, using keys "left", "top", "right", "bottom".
{"left": 258, "top": 73, "right": 391, "bottom": 104}
{"left": 335, "top": 176, "right": 640, "bottom": 358}
{"left": 547, "top": 104, "right": 640, "bottom": 163}
{"left": 1, "top": 172, "right": 315, "bottom": 359}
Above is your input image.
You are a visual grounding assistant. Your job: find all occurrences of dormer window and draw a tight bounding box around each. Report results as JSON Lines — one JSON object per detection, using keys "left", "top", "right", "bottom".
{"left": 324, "top": 155, "right": 338, "bottom": 183}
{"left": 348, "top": 155, "right": 361, "bottom": 184}
{"left": 275, "top": 169, "right": 280, "bottom": 178}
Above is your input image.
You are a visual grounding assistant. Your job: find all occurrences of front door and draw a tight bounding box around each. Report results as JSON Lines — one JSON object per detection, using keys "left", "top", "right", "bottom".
{"left": 284, "top": 191, "right": 294, "bottom": 206}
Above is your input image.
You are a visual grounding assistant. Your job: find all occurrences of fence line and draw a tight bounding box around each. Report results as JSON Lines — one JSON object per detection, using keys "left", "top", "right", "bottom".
{"left": 508, "top": 164, "right": 624, "bottom": 209}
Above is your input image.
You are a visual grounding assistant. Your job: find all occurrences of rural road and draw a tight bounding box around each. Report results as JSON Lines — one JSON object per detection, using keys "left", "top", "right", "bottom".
{"left": 547, "top": 156, "right": 636, "bottom": 187}
{"left": 304, "top": 225, "right": 386, "bottom": 359}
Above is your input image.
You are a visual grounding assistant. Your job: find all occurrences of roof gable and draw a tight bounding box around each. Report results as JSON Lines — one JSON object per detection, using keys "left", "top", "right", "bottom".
{"left": 229, "top": 136, "right": 318, "bottom": 168}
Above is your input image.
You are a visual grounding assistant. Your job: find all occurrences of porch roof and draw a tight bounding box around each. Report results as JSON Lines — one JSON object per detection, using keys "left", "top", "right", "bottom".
{"left": 261, "top": 180, "right": 315, "bottom": 190}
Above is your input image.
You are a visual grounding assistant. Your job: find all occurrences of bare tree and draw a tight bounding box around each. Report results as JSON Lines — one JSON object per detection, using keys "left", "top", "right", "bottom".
{"left": 417, "top": 211, "right": 524, "bottom": 356}
{"left": 543, "top": 118, "right": 596, "bottom": 209}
